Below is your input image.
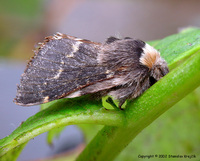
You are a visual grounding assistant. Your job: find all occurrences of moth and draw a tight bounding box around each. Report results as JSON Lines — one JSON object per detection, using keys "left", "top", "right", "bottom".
{"left": 14, "top": 32, "right": 169, "bottom": 109}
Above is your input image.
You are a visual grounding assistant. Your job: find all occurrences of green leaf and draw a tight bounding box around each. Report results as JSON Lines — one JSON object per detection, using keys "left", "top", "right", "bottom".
{"left": 0, "top": 142, "right": 27, "bottom": 161}
{"left": 0, "top": 97, "right": 124, "bottom": 157}
{"left": 47, "top": 127, "right": 66, "bottom": 146}
{"left": 155, "top": 28, "right": 200, "bottom": 69}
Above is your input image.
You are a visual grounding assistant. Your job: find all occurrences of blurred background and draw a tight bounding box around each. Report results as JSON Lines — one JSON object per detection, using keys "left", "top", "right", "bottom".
{"left": 0, "top": 0, "right": 200, "bottom": 160}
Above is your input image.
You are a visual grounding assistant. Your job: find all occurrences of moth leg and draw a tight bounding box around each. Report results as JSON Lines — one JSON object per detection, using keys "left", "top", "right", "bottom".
{"left": 106, "top": 97, "right": 119, "bottom": 110}
{"left": 118, "top": 97, "right": 127, "bottom": 110}
{"left": 109, "top": 85, "right": 135, "bottom": 110}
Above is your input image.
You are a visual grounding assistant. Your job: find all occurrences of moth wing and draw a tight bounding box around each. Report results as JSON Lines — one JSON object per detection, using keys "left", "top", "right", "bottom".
{"left": 14, "top": 33, "right": 114, "bottom": 106}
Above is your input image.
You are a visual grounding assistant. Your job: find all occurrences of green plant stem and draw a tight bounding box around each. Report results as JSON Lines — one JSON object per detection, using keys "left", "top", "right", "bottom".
{"left": 0, "top": 104, "right": 125, "bottom": 156}
{"left": 76, "top": 51, "right": 200, "bottom": 161}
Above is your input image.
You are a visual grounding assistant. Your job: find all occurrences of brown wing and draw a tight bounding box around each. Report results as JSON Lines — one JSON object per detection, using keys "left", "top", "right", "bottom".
{"left": 14, "top": 33, "right": 114, "bottom": 106}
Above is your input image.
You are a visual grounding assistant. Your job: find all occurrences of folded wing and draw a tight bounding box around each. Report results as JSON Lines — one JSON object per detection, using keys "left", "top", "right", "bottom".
{"left": 14, "top": 33, "right": 113, "bottom": 106}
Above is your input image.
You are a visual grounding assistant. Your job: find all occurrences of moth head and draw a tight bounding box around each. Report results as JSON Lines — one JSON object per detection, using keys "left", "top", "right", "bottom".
{"left": 139, "top": 43, "right": 169, "bottom": 83}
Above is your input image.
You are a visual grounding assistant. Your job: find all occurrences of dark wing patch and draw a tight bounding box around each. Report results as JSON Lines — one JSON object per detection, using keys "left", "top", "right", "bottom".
{"left": 14, "top": 34, "right": 112, "bottom": 106}
{"left": 105, "top": 36, "right": 120, "bottom": 44}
